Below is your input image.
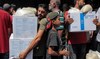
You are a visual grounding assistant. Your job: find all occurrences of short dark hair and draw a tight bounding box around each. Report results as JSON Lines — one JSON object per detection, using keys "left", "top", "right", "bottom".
{"left": 63, "top": 4, "right": 69, "bottom": 11}
{"left": 54, "top": 0, "right": 61, "bottom": 7}
{"left": 38, "top": 4, "right": 48, "bottom": 12}
{"left": 11, "top": 4, "right": 17, "bottom": 11}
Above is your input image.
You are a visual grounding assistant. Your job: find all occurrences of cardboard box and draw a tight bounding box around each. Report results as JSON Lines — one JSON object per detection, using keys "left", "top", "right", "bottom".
{"left": 13, "top": 16, "right": 37, "bottom": 38}
{"left": 9, "top": 34, "right": 33, "bottom": 59}
{"left": 69, "top": 12, "right": 96, "bottom": 32}
{"left": 10, "top": 16, "right": 38, "bottom": 59}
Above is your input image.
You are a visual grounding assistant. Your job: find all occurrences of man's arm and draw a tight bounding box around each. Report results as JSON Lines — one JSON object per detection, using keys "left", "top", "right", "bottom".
{"left": 19, "top": 18, "right": 47, "bottom": 59}
{"left": 19, "top": 29, "right": 44, "bottom": 59}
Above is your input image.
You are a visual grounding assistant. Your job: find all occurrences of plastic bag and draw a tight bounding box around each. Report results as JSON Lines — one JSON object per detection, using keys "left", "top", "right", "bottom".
{"left": 86, "top": 50, "right": 100, "bottom": 59}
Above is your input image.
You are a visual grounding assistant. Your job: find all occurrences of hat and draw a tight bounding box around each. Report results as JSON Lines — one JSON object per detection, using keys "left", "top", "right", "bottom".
{"left": 3, "top": 3, "right": 11, "bottom": 10}
{"left": 47, "top": 12, "right": 59, "bottom": 20}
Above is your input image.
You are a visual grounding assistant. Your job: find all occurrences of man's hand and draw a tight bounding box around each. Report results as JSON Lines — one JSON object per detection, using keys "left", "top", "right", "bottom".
{"left": 59, "top": 49, "right": 70, "bottom": 56}
{"left": 65, "top": 14, "right": 74, "bottom": 24}
{"left": 67, "top": 17, "right": 74, "bottom": 24}
{"left": 93, "top": 17, "right": 98, "bottom": 25}
{"left": 19, "top": 50, "right": 27, "bottom": 59}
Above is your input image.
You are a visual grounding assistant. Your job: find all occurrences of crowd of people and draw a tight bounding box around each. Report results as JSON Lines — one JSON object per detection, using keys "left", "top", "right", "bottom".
{"left": 0, "top": 0, "right": 100, "bottom": 59}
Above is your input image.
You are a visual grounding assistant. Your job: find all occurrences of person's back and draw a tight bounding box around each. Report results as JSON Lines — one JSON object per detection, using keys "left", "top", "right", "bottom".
{"left": 0, "top": 9, "right": 12, "bottom": 59}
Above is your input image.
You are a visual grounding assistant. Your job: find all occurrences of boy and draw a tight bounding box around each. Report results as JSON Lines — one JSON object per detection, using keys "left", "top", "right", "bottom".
{"left": 46, "top": 12, "right": 70, "bottom": 59}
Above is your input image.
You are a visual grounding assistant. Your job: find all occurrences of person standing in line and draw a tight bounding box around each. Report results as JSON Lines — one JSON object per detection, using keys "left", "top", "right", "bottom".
{"left": 46, "top": 12, "right": 70, "bottom": 59}
{"left": 48, "top": 0, "right": 64, "bottom": 40}
{"left": 3, "top": 3, "right": 13, "bottom": 15}
{"left": 3, "top": 3, "right": 13, "bottom": 37}
{"left": 66, "top": 0, "right": 89, "bottom": 59}
{"left": 0, "top": 5, "right": 12, "bottom": 59}
{"left": 48, "top": 1, "right": 73, "bottom": 59}
{"left": 48, "top": 0, "right": 73, "bottom": 39}
{"left": 19, "top": 4, "right": 48, "bottom": 59}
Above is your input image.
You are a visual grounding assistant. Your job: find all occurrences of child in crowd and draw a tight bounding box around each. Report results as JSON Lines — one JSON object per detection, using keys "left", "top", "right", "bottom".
{"left": 46, "top": 12, "right": 70, "bottom": 59}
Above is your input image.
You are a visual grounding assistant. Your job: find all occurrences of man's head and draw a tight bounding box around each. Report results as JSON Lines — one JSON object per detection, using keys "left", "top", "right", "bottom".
{"left": 63, "top": 4, "right": 69, "bottom": 11}
{"left": 74, "top": 0, "right": 85, "bottom": 9}
{"left": 37, "top": 4, "right": 47, "bottom": 20}
{"left": 49, "top": 0, "right": 61, "bottom": 11}
{"left": 10, "top": 4, "right": 16, "bottom": 15}
{"left": 47, "top": 12, "right": 61, "bottom": 26}
{"left": 3, "top": 3, "right": 12, "bottom": 13}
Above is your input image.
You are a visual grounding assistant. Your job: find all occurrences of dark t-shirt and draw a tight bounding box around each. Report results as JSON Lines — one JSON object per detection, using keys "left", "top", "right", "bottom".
{"left": 33, "top": 18, "right": 48, "bottom": 56}
{"left": 46, "top": 30, "right": 62, "bottom": 59}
